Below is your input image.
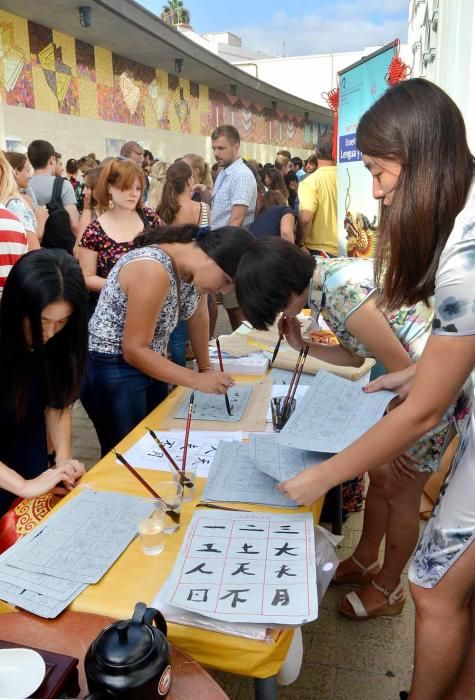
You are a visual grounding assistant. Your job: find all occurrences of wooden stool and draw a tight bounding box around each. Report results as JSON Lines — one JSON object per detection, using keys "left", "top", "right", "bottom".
{"left": 0, "top": 611, "right": 230, "bottom": 699}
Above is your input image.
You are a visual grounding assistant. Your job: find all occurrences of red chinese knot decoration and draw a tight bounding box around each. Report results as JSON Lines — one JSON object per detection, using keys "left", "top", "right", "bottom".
{"left": 385, "top": 39, "right": 411, "bottom": 85}
{"left": 321, "top": 87, "right": 339, "bottom": 161}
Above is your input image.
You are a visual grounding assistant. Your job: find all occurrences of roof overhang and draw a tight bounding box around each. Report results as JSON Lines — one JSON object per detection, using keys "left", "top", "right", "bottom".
{"left": 2, "top": 0, "right": 332, "bottom": 122}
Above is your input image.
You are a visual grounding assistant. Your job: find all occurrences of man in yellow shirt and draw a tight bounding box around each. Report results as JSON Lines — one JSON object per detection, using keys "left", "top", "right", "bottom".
{"left": 297, "top": 133, "right": 338, "bottom": 257}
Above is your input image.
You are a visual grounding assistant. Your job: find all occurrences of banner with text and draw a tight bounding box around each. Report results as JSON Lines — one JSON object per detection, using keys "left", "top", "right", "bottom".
{"left": 337, "top": 43, "right": 395, "bottom": 256}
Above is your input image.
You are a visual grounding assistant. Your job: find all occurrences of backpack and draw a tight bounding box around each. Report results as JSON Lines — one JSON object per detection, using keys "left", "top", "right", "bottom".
{"left": 42, "top": 177, "right": 76, "bottom": 254}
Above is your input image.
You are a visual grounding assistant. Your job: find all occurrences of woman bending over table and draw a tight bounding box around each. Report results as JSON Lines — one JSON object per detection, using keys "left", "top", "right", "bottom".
{"left": 81, "top": 224, "right": 255, "bottom": 456}
{"left": 250, "top": 79, "right": 474, "bottom": 700}
{"left": 236, "top": 241, "right": 471, "bottom": 622}
{"left": 0, "top": 249, "right": 87, "bottom": 518}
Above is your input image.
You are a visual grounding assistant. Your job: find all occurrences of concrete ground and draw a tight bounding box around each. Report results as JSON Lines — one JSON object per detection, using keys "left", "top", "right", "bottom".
{"left": 72, "top": 307, "right": 415, "bottom": 699}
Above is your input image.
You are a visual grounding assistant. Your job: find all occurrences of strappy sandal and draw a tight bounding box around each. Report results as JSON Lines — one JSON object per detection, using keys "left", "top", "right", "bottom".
{"left": 332, "top": 554, "right": 380, "bottom": 586}
{"left": 338, "top": 580, "right": 405, "bottom": 620}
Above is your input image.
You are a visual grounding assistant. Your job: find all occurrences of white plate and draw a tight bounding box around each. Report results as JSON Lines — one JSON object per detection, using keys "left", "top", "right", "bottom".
{"left": 0, "top": 647, "right": 46, "bottom": 698}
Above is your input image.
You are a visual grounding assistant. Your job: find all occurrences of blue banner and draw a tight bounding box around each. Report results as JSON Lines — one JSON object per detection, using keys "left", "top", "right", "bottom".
{"left": 337, "top": 44, "right": 395, "bottom": 256}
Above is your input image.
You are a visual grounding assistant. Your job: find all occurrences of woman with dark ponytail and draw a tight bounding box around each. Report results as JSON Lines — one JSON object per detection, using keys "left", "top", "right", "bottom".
{"left": 156, "top": 161, "right": 211, "bottom": 367}
{"left": 157, "top": 161, "right": 209, "bottom": 228}
{"left": 81, "top": 224, "right": 255, "bottom": 455}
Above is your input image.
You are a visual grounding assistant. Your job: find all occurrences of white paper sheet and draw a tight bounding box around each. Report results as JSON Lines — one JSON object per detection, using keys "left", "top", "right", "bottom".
{"left": 0, "top": 578, "right": 87, "bottom": 618}
{"left": 265, "top": 385, "right": 309, "bottom": 421}
{"left": 152, "top": 597, "right": 272, "bottom": 641}
{"left": 158, "top": 510, "right": 318, "bottom": 625}
{"left": 121, "top": 430, "right": 244, "bottom": 477}
{"left": 201, "top": 441, "right": 298, "bottom": 508}
{"left": 174, "top": 386, "right": 253, "bottom": 422}
{"left": 248, "top": 435, "right": 326, "bottom": 481}
{"left": 278, "top": 370, "right": 396, "bottom": 453}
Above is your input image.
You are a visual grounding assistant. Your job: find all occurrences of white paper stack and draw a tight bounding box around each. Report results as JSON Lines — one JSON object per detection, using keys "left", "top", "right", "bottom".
{"left": 157, "top": 510, "right": 318, "bottom": 627}
{"left": 207, "top": 348, "right": 269, "bottom": 375}
{"left": 0, "top": 490, "right": 154, "bottom": 618}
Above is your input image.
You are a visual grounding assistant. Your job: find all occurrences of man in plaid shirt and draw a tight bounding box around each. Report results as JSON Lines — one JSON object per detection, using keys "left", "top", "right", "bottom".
{"left": 210, "top": 125, "right": 257, "bottom": 329}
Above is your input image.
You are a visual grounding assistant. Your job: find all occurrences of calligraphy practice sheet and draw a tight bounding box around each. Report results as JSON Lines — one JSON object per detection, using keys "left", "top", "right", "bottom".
{"left": 0, "top": 578, "right": 87, "bottom": 619}
{"left": 122, "top": 430, "right": 243, "bottom": 476}
{"left": 265, "top": 385, "right": 309, "bottom": 421}
{"left": 158, "top": 510, "right": 317, "bottom": 624}
{"left": 201, "top": 441, "right": 298, "bottom": 508}
{"left": 278, "top": 370, "right": 396, "bottom": 453}
{"left": 248, "top": 435, "right": 326, "bottom": 481}
{"left": 1, "top": 490, "right": 154, "bottom": 584}
{"left": 0, "top": 490, "right": 154, "bottom": 617}
{"left": 174, "top": 386, "right": 253, "bottom": 423}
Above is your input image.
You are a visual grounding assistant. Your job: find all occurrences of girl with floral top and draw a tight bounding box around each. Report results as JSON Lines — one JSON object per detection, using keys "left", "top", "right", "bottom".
{"left": 78, "top": 159, "right": 162, "bottom": 313}
{"left": 236, "top": 240, "right": 471, "bottom": 623}
{"left": 271, "top": 79, "right": 475, "bottom": 699}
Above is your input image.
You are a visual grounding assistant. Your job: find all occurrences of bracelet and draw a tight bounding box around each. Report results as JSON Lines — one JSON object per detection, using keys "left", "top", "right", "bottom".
{"left": 198, "top": 365, "right": 213, "bottom": 373}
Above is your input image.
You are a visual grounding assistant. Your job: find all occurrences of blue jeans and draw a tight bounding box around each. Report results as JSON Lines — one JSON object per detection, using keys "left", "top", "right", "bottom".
{"left": 168, "top": 319, "right": 187, "bottom": 367}
{"left": 81, "top": 352, "right": 169, "bottom": 457}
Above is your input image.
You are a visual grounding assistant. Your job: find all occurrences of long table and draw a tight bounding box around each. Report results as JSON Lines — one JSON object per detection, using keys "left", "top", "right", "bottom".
{"left": 3, "top": 375, "right": 323, "bottom": 699}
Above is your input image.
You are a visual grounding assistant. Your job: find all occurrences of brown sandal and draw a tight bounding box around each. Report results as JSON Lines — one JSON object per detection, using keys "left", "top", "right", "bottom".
{"left": 338, "top": 580, "right": 405, "bottom": 620}
{"left": 332, "top": 555, "right": 380, "bottom": 586}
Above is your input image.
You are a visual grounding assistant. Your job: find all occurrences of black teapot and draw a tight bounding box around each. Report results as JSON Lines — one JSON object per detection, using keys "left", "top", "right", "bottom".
{"left": 84, "top": 602, "right": 171, "bottom": 699}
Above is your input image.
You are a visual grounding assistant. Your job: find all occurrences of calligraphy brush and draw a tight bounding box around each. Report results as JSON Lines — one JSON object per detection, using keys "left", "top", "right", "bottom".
{"left": 215, "top": 337, "right": 232, "bottom": 416}
{"left": 145, "top": 428, "right": 194, "bottom": 488}
{"left": 287, "top": 344, "right": 309, "bottom": 415}
{"left": 282, "top": 345, "right": 304, "bottom": 421}
{"left": 181, "top": 390, "right": 195, "bottom": 473}
{"left": 113, "top": 450, "right": 180, "bottom": 524}
{"left": 196, "top": 503, "right": 251, "bottom": 512}
{"left": 270, "top": 317, "right": 285, "bottom": 367}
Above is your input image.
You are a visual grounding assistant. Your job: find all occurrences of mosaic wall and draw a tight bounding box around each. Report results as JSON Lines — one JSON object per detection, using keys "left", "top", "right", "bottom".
{"left": 0, "top": 10, "right": 329, "bottom": 149}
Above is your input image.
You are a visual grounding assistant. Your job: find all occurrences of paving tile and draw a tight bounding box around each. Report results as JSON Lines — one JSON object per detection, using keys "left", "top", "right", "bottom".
{"left": 366, "top": 639, "right": 414, "bottom": 676}
{"left": 331, "top": 611, "right": 396, "bottom": 643}
{"left": 334, "top": 667, "right": 398, "bottom": 700}
{"left": 210, "top": 670, "right": 242, "bottom": 698}
{"left": 309, "top": 631, "right": 367, "bottom": 671}
{"left": 277, "top": 663, "right": 336, "bottom": 700}
{"left": 392, "top": 613, "right": 416, "bottom": 643}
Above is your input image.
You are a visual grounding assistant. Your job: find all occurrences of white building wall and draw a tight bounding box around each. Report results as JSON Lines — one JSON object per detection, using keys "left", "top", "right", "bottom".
{"left": 234, "top": 45, "right": 411, "bottom": 108}
{"left": 408, "top": 0, "right": 475, "bottom": 151}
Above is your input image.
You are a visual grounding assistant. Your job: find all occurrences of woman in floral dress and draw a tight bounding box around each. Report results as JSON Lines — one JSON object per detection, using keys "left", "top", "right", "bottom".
{"left": 236, "top": 244, "right": 468, "bottom": 621}
{"left": 78, "top": 159, "right": 162, "bottom": 314}
{"left": 278, "top": 79, "right": 475, "bottom": 699}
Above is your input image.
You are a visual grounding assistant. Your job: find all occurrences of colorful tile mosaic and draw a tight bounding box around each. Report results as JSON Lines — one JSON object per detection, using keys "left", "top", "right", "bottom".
{"left": 0, "top": 9, "right": 330, "bottom": 148}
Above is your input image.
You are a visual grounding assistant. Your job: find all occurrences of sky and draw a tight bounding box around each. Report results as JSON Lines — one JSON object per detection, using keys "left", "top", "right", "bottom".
{"left": 138, "top": 0, "right": 408, "bottom": 57}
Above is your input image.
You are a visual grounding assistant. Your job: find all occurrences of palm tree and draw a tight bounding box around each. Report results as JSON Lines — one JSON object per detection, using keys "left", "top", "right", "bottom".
{"left": 161, "top": 0, "right": 190, "bottom": 25}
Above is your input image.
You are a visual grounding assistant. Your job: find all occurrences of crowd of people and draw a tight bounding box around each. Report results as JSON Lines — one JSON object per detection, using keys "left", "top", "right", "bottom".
{"left": 0, "top": 78, "right": 474, "bottom": 699}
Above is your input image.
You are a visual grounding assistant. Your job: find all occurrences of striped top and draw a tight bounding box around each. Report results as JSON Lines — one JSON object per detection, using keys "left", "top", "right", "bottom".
{"left": 198, "top": 201, "right": 209, "bottom": 227}
{"left": 0, "top": 206, "right": 28, "bottom": 296}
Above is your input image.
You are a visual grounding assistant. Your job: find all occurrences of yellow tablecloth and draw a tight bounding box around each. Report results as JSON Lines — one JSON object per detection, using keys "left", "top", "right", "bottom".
{"left": 3, "top": 375, "right": 323, "bottom": 679}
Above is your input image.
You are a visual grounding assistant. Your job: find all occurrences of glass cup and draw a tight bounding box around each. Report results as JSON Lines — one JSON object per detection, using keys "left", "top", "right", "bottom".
{"left": 270, "top": 396, "right": 297, "bottom": 432}
{"left": 138, "top": 501, "right": 166, "bottom": 555}
{"left": 158, "top": 481, "right": 183, "bottom": 534}
{"left": 172, "top": 466, "right": 196, "bottom": 503}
